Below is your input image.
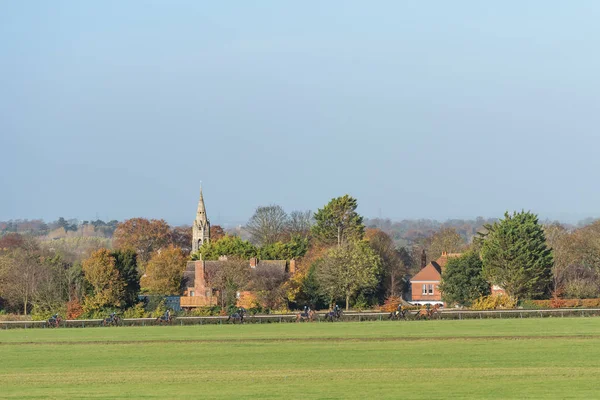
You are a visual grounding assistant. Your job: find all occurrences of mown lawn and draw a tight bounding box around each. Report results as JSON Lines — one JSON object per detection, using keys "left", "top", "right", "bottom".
{"left": 1, "top": 318, "right": 599, "bottom": 399}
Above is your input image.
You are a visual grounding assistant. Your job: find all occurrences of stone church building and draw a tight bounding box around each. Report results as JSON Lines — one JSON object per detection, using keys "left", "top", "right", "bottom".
{"left": 180, "top": 189, "right": 294, "bottom": 308}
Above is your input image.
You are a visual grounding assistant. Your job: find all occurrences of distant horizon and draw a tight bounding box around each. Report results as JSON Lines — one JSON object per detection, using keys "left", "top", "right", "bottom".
{"left": 3, "top": 209, "right": 598, "bottom": 228}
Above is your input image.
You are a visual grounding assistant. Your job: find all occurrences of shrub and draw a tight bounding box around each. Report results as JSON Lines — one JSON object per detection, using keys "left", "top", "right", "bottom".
{"left": 31, "top": 304, "right": 66, "bottom": 321}
{"left": 529, "top": 298, "right": 600, "bottom": 308}
{"left": 66, "top": 298, "right": 84, "bottom": 319}
{"left": 123, "top": 303, "right": 147, "bottom": 318}
{"left": 471, "top": 294, "right": 517, "bottom": 310}
{"left": 352, "top": 294, "right": 369, "bottom": 311}
{"left": 381, "top": 296, "right": 403, "bottom": 313}
{"left": 190, "top": 306, "right": 222, "bottom": 316}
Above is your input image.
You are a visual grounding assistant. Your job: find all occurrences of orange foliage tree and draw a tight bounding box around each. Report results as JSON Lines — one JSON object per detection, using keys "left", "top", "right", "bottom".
{"left": 210, "top": 225, "right": 226, "bottom": 242}
{"left": 142, "top": 245, "right": 187, "bottom": 295}
{"left": 113, "top": 218, "right": 171, "bottom": 263}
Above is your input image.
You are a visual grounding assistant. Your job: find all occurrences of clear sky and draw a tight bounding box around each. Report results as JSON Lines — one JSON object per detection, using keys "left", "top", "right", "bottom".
{"left": 2, "top": 1, "right": 600, "bottom": 226}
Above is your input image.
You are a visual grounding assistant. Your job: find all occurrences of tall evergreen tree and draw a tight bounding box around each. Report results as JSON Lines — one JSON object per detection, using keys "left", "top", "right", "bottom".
{"left": 480, "top": 211, "right": 553, "bottom": 299}
{"left": 111, "top": 250, "right": 140, "bottom": 308}
{"left": 439, "top": 252, "right": 490, "bottom": 306}
{"left": 312, "top": 195, "right": 364, "bottom": 246}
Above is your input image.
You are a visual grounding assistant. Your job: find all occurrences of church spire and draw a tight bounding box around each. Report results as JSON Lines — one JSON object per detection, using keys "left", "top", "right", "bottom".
{"left": 192, "top": 186, "right": 211, "bottom": 253}
{"left": 196, "top": 186, "right": 207, "bottom": 221}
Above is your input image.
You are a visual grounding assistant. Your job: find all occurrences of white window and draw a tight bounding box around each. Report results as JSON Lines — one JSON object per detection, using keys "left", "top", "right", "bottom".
{"left": 422, "top": 284, "right": 427, "bottom": 295}
{"left": 190, "top": 291, "right": 195, "bottom": 297}
{"left": 428, "top": 284, "right": 434, "bottom": 295}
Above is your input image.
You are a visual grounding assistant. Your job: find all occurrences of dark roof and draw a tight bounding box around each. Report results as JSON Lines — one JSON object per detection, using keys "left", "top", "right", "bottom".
{"left": 256, "top": 260, "right": 287, "bottom": 273}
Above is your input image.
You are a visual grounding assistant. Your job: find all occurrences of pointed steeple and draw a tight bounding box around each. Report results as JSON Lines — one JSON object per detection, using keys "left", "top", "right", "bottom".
{"left": 196, "top": 186, "right": 207, "bottom": 221}
{"left": 192, "top": 186, "right": 211, "bottom": 253}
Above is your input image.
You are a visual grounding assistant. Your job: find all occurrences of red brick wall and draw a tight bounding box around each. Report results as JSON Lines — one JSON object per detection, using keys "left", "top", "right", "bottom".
{"left": 411, "top": 282, "right": 442, "bottom": 302}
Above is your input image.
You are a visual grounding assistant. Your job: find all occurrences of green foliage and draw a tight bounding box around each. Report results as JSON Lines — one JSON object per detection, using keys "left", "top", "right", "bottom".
{"left": 258, "top": 236, "right": 309, "bottom": 260}
{"left": 111, "top": 250, "right": 140, "bottom": 308}
{"left": 122, "top": 303, "right": 147, "bottom": 318}
{"left": 31, "top": 304, "right": 66, "bottom": 321}
{"left": 439, "top": 252, "right": 490, "bottom": 306}
{"left": 352, "top": 293, "right": 369, "bottom": 311}
{"left": 294, "top": 264, "right": 328, "bottom": 309}
{"left": 312, "top": 195, "right": 365, "bottom": 246}
{"left": 193, "top": 235, "right": 257, "bottom": 260}
{"left": 481, "top": 211, "right": 553, "bottom": 300}
{"left": 315, "top": 241, "right": 381, "bottom": 310}
{"left": 189, "top": 306, "right": 222, "bottom": 316}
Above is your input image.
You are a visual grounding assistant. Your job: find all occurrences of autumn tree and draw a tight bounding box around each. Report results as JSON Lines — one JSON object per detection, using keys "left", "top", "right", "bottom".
{"left": 113, "top": 218, "right": 171, "bottom": 263}
{"left": 249, "top": 265, "right": 288, "bottom": 310}
{"left": 428, "top": 227, "right": 467, "bottom": 260}
{"left": 82, "top": 249, "right": 125, "bottom": 312}
{"left": 0, "top": 233, "right": 25, "bottom": 251}
{"left": 204, "top": 259, "right": 250, "bottom": 308}
{"left": 170, "top": 226, "right": 192, "bottom": 254}
{"left": 481, "top": 211, "right": 553, "bottom": 299}
{"left": 439, "top": 252, "right": 490, "bottom": 306}
{"left": 142, "top": 246, "right": 187, "bottom": 295}
{"left": 0, "top": 247, "right": 44, "bottom": 314}
{"left": 368, "top": 230, "right": 407, "bottom": 297}
{"left": 246, "top": 205, "right": 289, "bottom": 246}
{"left": 315, "top": 241, "right": 381, "bottom": 310}
{"left": 210, "top": 225, "right": 226, "bottom": 242}
{"left": 312, "top": 195, "right": 364, "bottom": 246}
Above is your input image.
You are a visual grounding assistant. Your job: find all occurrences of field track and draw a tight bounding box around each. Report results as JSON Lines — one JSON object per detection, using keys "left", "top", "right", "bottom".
{"left": 2, "top": 318, "right": 600, "bottom": 399}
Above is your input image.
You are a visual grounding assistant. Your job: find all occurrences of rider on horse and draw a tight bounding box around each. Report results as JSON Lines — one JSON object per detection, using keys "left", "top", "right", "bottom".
{"left": 164, "top": 309, "right": 170, "bottom": 321}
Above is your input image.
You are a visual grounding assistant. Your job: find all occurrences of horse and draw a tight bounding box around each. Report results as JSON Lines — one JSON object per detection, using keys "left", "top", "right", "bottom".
{"left": 414, "top": 304, "right": 441, "bottom": 320}
{"left": 47, "top": 315, "right": 62, "bottom": 328}
{"left": 154, "top": 314, "right": 173, "bottom": 325}
{"left": 324, "top": 308, "right": 343, "bottom": 322}
{"left": 296, "top": 309, "right": 317, "bottom": 322}
{"left": 389, "top": 308, "right": 408, "bottom": 321}
{"left": 227, "top": 309, "right": 246, "bottom": 324}
{"left": 102, "top": 314, "right": 121, "bottom": 327}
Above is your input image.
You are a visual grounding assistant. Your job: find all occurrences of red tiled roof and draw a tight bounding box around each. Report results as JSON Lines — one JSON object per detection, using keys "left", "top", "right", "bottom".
{"left": 410, "top": 263, "right": 442, "bottom": 282}
{"left": 410, "top": 253, "right": 462, "bottom": 282}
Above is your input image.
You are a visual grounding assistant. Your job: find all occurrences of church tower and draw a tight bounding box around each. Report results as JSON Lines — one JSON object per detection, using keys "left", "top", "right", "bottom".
{"left": 192, "top": 187, "right": 210, "bottom": 253}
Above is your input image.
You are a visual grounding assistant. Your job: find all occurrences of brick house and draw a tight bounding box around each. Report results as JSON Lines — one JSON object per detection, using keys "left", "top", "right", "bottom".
{"left": 180, "top": 257, "right": 295, "bottom": 308}
{"left": 410, "top": 252, "right": 461, "bottom": 306}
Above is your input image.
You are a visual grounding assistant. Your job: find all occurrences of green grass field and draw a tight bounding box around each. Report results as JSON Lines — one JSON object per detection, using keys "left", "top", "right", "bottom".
{"left": 2, "top": 318, "right": 600, "bottom": 399}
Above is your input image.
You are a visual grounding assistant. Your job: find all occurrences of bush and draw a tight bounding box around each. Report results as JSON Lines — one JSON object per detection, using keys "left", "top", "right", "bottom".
{"left": 471, "top": 294, "right": 517, "bottom": 310}
{"left": 189, "top": 306, "right": 222, "bottom": 316}
{"left": 352, "top": 294, "right": 369, "bottom": 311}
{"left": 150, "top": 299, "right": 167, "bottom": 318}
{"left": 31, "top": 304, "right": 66, "bottom": 321}
{"left": 529, "top": 298, "right": 600, "bottom": 308}
{"left": 381, "top": 296, "right": 403, "bottom": 313}
{"left": 122, "top": 303, "right": 147, "bottom": 318}
{"left": 66, "top": 298, "right": 84, "bottom": 319}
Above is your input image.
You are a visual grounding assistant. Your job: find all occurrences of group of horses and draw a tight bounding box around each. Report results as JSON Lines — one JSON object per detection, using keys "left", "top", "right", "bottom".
{"left": 389, "top": 304, "right": 442, "bottom": 320}
{"left": 45, "top": 304, "right": 440, "bottom": 328}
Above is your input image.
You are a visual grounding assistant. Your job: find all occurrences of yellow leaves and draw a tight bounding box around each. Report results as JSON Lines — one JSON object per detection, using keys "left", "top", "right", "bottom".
{"left": 82, "top": 249, "right": 124, "bottom": 310}
{"left": 143, "top": 245, "right": 187, "bottom": 295}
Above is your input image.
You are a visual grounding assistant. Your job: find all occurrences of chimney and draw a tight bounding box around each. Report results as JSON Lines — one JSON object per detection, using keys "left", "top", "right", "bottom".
{"left": 249, "top": 257, "right": 257, "bottom": 268}
{"left": 289, "top": 259, "right": 296, "bottom": 274}
{"left": 442, "top": 251, "right": 448, "bottom": 257}
{"left": 218, "top": 255, "right": 228, "bottom": 261}
{"left": 421, "top": 250, "right": 427, "bottom": 269}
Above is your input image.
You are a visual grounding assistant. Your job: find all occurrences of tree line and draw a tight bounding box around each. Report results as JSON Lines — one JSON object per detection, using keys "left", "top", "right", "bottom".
{"left": 3, "top": 197, "right": 600, "bottom": 317}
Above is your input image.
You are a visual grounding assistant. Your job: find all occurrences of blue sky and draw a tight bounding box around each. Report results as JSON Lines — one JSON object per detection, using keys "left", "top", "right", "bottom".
{"left": 1, "top": 1, "right": 600, "bottom": 225}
